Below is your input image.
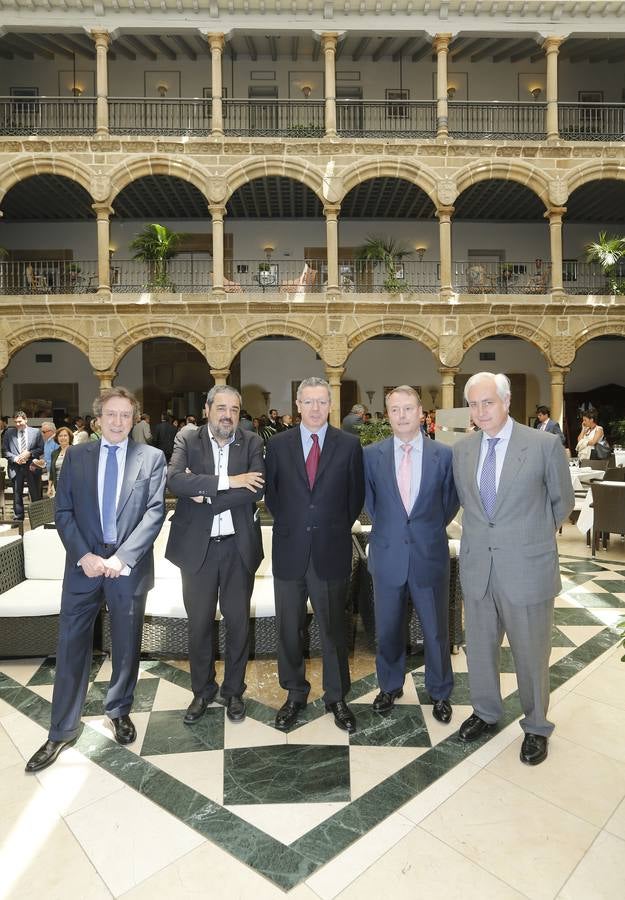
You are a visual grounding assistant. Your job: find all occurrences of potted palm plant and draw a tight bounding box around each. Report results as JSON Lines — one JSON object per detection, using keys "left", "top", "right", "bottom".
{"left": 130, "top": 223, "right": 186, "bottom": 291}
{"left": 355, "top": 235, "right": 411, "bottom": 293}
{"left": 585, "top": 232, "right": 625, "bottom": 295}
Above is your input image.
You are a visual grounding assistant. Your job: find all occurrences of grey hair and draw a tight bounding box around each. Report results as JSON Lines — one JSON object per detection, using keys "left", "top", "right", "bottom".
{"left": 296, "top": 377, "right": 331, "bottom": 402}
{"left": 40, "top": 421, "right": 56, "bottom": 432}
{"left": 385, "top": 385, "right": 422, "bottom": 407}
{"left": 350, "top": 403, "right": 366, "bottom": 414}
{"left": 93, "top": 387, "right": 139, "bottom": 419}
{"left": 205, "top": 384, "right": 242, "bottom": 409}
{"left": 464, "top": 372, "right": 511, "bottom": 404}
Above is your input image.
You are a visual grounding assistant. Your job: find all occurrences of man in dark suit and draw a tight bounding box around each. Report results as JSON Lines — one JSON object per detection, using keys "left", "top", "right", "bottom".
{"left": 165, "top": 386, "right": 265, "bottom": 724}
{"left": 26, "top": 387, "right": 167, "bottom": 772}
{"left": 152, "top": 413, "right": 178, "bottom": 460}
{"left": 364, "top": 386, "right": 459, "bottom": 720}
{"left": 2, "top": 410, "right": 44, "bottom": 521}
{"left": 535, "top": 405, "right": 566, "bottom": 446}
{"left": 265, "top": 376, "right": 365, "bottom": 733}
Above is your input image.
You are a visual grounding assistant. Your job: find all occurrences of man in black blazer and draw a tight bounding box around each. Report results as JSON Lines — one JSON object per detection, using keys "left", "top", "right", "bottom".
{"left": 26, "top": 387, "right": 167, "bottom": 772}
{"left": 166, "top": 386, "right": 265, "bottom": 724}
{"left": 265, "top": 377, "right": 365, "bottom": 733}
{"left": 2, "top": 410, "right": 44, "bottom": 521}
{"left": 535, "top": 405, "right": 566, "bottom": 446}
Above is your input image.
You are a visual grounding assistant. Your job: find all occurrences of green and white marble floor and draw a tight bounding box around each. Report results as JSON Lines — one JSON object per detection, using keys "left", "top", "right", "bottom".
{"left": 2, "top": 539, "right": 625, "bottom": 898}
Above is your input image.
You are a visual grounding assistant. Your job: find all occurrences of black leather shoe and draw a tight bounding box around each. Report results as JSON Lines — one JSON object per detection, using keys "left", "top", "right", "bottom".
{"left": 326, "top": 700, "right": 357, "bottom": 733}
{"left": 227, "top": 696, "right": 246, "bottom": 722}
{"left": 111, "top": 714, "right": 136, "bottom": 745}
{"left": 432, "top": 698, "right": 453, "bottom": 724}
{"left": 520, "top": 733, "right": 548, "bottom": 766}
{"left": 184, "top": 696, "right": 209, "bottom": 725}
{"left": 459, "top": 712, "right": 496, "bottom": 743}
{"left": 275, "top": 700, "right": 306, "bottom": 731}
{"left": 372, "top": 689, "right": 403, "bottom": 713}
{"left": 25, "top": 737, "right": 77, "bottom": 773}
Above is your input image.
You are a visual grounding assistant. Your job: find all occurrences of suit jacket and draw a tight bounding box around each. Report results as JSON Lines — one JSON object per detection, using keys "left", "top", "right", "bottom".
{"left": 3, "top": 425, "right": 44, "bottom": 478}
{"left": 54, "top": 439, "right": 167, "bottom": 596}
{"left": 165, "top": 424, "right": 264, "bottom": 576}
{"left": 364, "top": 435, "right": 459, "bottom": 588}
{"left": 264, "top": 424, "right": 365, "bottom": 581}
{"left": 452, "top": 421, "right": 574, "bottom": 607}
{"left": 152, "top": 421, "right": 178, "bottom": 457}
{"left": 543, "top": 418, "right": 566, "bottom": 445}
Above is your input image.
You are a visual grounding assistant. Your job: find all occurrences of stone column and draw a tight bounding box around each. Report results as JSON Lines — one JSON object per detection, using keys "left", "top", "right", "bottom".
{"left": 91, "top": 30, "right": 110, "bottom": 136}
{"left": 544, "top": 36, "right": 564, "bottom": 142}
{"left": 438, "top": 367, "right": 459, "bottom": 409}
{"left": 325, "top": 365, "right": 344, "bottom": 427}
{"left": 209, "top": 204, "right": 226, "bottom": 295}
{"left": 546, "top": 206, "right": 566, "bottom": 297}
{"left": 211, "top": 368, "right": 230, "bottom": 386}
{"left": 434, "top": 34, "right": 452, "bottom": 139}
{"left": 208, "top": 33, "right": 225, "bottom": 136}
{"left": 94, "top": 369, "right": 117, "bottom": 389}
{"left": 549, "top": 366, "right": 569, "bottom": 427}
{"left": 92, "top": 203, "right": 112, "bottom": 294}
{"left": 437, "top": 205, "right": 454, "bottom": 297}
{"left": 324, "top": 204, "right": 340, "bottom": 293}
{"left": 322, "top": 33, "right": 338, "bottom": 137}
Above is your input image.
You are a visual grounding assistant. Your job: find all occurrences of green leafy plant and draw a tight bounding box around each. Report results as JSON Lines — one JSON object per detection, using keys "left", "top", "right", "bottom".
{"left": 608, "top": 418, "right": 625, "bottom": 447}
{"left": 585, "top": 232, "right": 625, "bottom": 295}
{"left": 130, "top": 223, "right": 186, "bottom": 291}
{"left": 357, "top": 419, "right": 393, "bottom": 446}
{"left": 355, "top": 235, "right": 411, "bottom": 293}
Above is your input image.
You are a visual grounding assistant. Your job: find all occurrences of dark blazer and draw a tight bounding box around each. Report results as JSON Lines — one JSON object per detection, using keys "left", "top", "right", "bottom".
{"left": 543, "top": 418, "right": 566, "bottom": 445}
{"left": 364, "top": 435, "right": 459, "bottom": 588}
{"left": 264, "top": 424, "right": 365, "bottom": 581}
{"left": 55, "top": 439, "right": 167, "bottom": 596}
{"left": 152, "top": 420, "right": 178, "bottom": 458}
{"left": 165, "top": 424, "right": 265, "bottom": 576}
{"left": 3, "top": 425, "right": 44, "bottom": 478}
{"left": 49, "top": 446, "right": 66, "bottom": 488}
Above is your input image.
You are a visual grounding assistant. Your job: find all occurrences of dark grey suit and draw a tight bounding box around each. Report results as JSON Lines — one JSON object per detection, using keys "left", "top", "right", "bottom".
{"left": 540, "top": 418, "right": 565, "bottom": 446}
{"left": 2, "top": 424, "right": 44, "bottom": 519}
{"left": 452, "top": 421, "right": 574, "bottom": 737}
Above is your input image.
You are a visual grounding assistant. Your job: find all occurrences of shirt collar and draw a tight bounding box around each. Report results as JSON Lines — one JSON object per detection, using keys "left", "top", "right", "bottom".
{"left": 208, "top": 425, "right": 236, "bottom": 447}
{"left": 393, "top": 431, "right": 423, "bottom": 451}
{"left": 481, "top": 416, "right": 514, "bottom": 443}
{"left": 300, "top": 422, "right": 328, "bottom": 442}
{"left": 102, "top": 437, "right": 129, "bottom": 451}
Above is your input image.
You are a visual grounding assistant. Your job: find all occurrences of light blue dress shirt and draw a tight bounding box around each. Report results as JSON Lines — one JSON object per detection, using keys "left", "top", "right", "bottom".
{"left": 300, "top": 422, "right": 329, "bottom": 461}
{"left": 393, "top": 432, "right": 424, "bottom": 510}
{"left": 475, "top": 416, "right": 514, "bottom": 490}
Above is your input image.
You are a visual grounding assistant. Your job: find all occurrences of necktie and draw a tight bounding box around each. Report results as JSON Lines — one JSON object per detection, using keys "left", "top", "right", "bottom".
{"left": 306, "top": 433, "right": 320, "bottom": 489}
{"left": 479, "top": 437, "right": 500, "bottom": 520}
{"left": 102, "top": 445, "right": 119, "bottom": 543}
{"left": 398, "top": 443, "right": 413, "bottom": 512}
{"left": 18, "top": 430, "right": 26, "bottom": 454}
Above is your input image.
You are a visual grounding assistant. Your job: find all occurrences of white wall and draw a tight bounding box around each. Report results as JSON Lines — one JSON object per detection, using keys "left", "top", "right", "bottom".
{"left": 240, "top": 339, "right": 324, "bottom": 415}
{"left": 344, "top": 338, "right": 440, "bottom": 412}
{"left": 460, "top": 339, "right": 550, "bottom": 419}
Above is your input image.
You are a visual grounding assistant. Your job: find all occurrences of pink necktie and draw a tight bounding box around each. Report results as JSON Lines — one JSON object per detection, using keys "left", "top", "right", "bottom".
{"left": 398, "top": 443, "right": 412, "bottom": 512}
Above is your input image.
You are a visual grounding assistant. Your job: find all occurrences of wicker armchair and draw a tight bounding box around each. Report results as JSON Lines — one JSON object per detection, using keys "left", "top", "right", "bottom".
{"left": 27, "top": 496, "right": 56, "bottom": 530}
{"left": 0, "top": 539, "right": 62, "bottom": 657}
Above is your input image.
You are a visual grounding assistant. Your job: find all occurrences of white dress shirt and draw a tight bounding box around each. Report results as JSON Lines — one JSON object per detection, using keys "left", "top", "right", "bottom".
{"left": 475, "top": 416, "right": 514, "bottom": 491}
{"left": 209, "top": 427, "right": 236, "bottom": 537}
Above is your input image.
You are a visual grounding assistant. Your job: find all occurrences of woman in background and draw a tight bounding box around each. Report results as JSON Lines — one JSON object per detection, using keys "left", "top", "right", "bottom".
{"left": 576, "top": 409, "right": 604, "bottom": 460}
{"left": 48, "top": 426, "right": 73, "bottom": 496}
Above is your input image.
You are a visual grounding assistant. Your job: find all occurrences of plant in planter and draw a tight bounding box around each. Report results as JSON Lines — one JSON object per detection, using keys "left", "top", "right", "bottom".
{"left": 130, "top": 223, "right": 186, "bottom": 291}
{"left": 355, "top": 235, "right": 411, "bottom": 294}
{"left": 357, "top": 418, "right": 393, "bottom": 446}
{"left": 585, "top": 232, "right": 625, "bottom": 295}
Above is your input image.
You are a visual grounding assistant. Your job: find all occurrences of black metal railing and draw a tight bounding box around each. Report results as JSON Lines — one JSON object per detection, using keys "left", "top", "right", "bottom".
{"left": 336, "top": 100, "right": 436, "bottom": 138}
{"left": 110, "top": 259, "right": 214, "bottom": 292}
{"left": 0, "top": 97, "right": 96, "bottom": 135}
{"left": 453, "top": 260, "right": 551, "bottom": 294}
{"left": 562, "top": 261, "right": 624, "bottom": 295}
{"left": 558, "top": 103, "right": 625, "bottom": 141}
{"left": 223, "top": 100, "right": 325, "bottom": 137}
{"left": 338, "top": 259, "right": 440, "bottom": 293}
{"left": 109, "top": 98, "right": 213, "bottom": 136}
{"left": 0, "top": 260, "right": 98, "bottom": 294}
{"left": 448, "top": 102, "right": 546, "bottom": 140}
{"left": 218, "top": 259, "right": 325, "bottom": 293}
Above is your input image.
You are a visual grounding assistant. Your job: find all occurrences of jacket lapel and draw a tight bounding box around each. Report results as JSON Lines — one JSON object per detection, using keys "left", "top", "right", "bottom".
{"left": 492, "top": 422, "right": 528, "bottom": 516}
{"left": 117, "top": 440, "right": 142, "bottom": 519}
{"left": 200, "top": 424, "right": 216, "bottom": 473}
{"left": 381, "top": 436, "right": 405, "bottom": 510}
{"left": 227, "top": 427, "right": 244, "bottom": 473}
{"left": 314, "top": 425, "right": 339, "bottom": 488}
{"left": 83, "top": 441, "right": 102, "bottom": 536}
{"left": 294, "top": 425, "right": 311, "bottom": 488}
{"left": 464, "top": 432, "right": 484, "bottom": 513}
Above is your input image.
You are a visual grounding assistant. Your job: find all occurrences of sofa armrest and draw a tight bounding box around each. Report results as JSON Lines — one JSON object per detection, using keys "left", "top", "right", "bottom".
{"left": 0, "top": 540, "right": 26, "bottom": 594}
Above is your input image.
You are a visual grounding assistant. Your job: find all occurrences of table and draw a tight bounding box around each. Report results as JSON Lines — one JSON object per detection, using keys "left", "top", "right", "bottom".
{"left": 576, "top": 481, "right": 625, "bottom": 535}
{"left": 613, "top": 449, "right": 625, "bottom": 467}
{"left": 570, "top": 466, "right": 604, "bottom": 491}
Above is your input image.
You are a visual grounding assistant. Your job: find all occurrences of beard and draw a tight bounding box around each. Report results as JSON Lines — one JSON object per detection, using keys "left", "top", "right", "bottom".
{"left": 211, "top": 418, "right": 235, "bottom": 440}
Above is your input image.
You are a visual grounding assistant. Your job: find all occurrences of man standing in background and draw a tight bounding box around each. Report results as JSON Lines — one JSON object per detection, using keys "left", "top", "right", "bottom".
{"left": 2, "top": 410, "right": 44, "bottom": 521}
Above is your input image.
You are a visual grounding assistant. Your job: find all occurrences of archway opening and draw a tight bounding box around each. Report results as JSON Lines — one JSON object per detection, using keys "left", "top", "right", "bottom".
{"left": 565, "top": 335, "right": 625, "bottom": 446}
{"left": 564, "top": 180, "right": 625, "bottom": 295}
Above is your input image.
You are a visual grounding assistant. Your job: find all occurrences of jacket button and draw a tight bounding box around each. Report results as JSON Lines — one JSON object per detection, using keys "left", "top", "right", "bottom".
{"left": 306, "top": 526, "right": 311, "bottom": 532}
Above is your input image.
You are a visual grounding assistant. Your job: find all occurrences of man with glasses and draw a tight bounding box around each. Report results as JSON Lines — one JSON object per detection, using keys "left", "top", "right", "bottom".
{"left": 265, "top": 377, "right": 365, "bottom": 733}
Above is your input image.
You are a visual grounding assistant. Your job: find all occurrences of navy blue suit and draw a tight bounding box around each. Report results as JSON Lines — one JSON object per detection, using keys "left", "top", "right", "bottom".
{"left": 49, "top": 439, "right": 166, "bottom": 741}
{"left": 2, "top": 424, "right": 44, "bottom": 519}
{"left": 364, "top": 435, "right": 459, "bottom": 699}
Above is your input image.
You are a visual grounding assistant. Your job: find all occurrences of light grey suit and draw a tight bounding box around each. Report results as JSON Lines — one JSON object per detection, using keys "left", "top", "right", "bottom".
{"left": 452, "top": 420, "right": 574, "bottom": 736}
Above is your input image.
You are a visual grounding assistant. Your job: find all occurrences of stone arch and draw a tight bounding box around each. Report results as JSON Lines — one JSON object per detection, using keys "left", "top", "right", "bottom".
{"left": 462, "top": 319, "right": 551, "bottom": 362}
{"left": 339, "top": 160, "right": 439, "bottom": 206}
{"left": 230, "top": 321, "right": 323, "bottom": 360}
{"left": 346, "top": 320, "right": 439, "bottom": 357}
{"left": 566, "top": 162, "right": 625, "bottom": 198}
{"left": 112, "top": 322, "right": 208, "bottom": 369}
{"left": 108, "top": 156, "right": 211, "bottom": 205}
{"left": 6, "top": 324, "right": 90, "bottom": 361}
{"left": 454, "top": 161, "right": 550, "bottom": 209}
{"left": 574, "top": 319, "right": 625, "bottom": 351}
{"left": 0, "top": 156, "right": 94, "bottom": 204}
{"left": 224, "top": 158, "right": 325, "bottom": 204}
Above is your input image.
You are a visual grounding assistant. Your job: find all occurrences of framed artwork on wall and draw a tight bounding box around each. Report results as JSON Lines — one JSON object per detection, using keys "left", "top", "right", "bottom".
{"left": 578, "top": 90, "right": 603, "bottom": 103}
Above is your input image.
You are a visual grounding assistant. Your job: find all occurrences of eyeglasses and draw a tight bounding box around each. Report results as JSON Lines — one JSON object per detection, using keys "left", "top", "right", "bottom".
{"left": 300, "top": 399, "right": 329, "bottom": 409}
{"left": 102, "top": 411, "right": 134, "bottom": 421}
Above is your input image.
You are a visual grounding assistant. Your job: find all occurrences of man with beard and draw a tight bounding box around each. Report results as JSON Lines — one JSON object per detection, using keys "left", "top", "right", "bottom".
{"left": 165, "top": 386, "right": 265, "bottom": 724}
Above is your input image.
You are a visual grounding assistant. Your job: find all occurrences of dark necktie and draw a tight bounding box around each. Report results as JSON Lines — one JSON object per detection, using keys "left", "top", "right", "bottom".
{"left": 306, "top": 433, "right": 320, "bottom": 489}
{"left": 18, "top": 430, "right": 26, "bottom": 454}
{"left": 102, "top": 445, "right": 119, "bottom": 543}
{"left": 479, "top": 437, "right": 500, "bottom": 520}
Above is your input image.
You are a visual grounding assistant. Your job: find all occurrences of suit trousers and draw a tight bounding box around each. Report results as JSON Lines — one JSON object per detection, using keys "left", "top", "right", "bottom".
{"left": 373, "top": 560, "right": 453, "bottom": 701}
{"left": 181, "top": 536, "right": 253, "bottom": 700}
{"left": 464, "top": 564, "right": 554, "bottom": 737}
{"left": 11, "top": 464, "right": 42, "bottom": 519}
{"left": 49, "top": 578, "right": 146, "bottom": 741}
{"left": 274, "top": 558, "right": 351, "bottom": 706}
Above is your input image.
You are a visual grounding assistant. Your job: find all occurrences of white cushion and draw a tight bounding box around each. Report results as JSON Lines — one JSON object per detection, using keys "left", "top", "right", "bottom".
{"left": 154, "top": 556, "right": 180, "bottom": 580}
{"left": 448, "top": 539, "right": 460, "bottom": 559}
{"left": 0, "top": 580, "right": 63, "bottom": 616}
{"left": 256, "top": 526, "right": 273, "bottom": 577}
{"left": 145, "top": 580, "right": 187, "bottom": 618}
{"left": 250, "top": 578, "right": 277, "bottom": 617}
{"left": 23, "top": 528, "right": 66, "bottom": 580}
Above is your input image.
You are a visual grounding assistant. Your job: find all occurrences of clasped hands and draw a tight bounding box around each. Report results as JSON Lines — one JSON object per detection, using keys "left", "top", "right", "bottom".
{"left": 80, "top": 552, "right": 124, "bottom": 578}
{"left": 185, "top": 466, "right": 264, "bottom": 503}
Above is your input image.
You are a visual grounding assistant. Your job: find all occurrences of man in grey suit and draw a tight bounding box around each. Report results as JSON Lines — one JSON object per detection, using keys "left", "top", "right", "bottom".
{"left": 26, "top": 387, "right": 167, "bottom": 772}
{"left": 535, "top": 405, "right": 566, "bottom": 446}
{"left": 452, "top": 373, "right": 574, "bottom": 766}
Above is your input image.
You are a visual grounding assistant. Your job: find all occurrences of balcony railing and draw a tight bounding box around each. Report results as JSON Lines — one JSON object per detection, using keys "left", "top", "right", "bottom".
{"left": 558, "top": 103, "right": 625, "bottom": 141}
{"left": 336, "top": 100, "right": 436, "bottom": 138}
{"left": 453, "top": 260, "right": 551, "bottom": 294}
{"left": 339, "top": 259, "right": 440, "bottom": 293}
{"left": 109, "top": 98, "right": 213, "bottom": 136}
{"left": 562, "top": 261, "right": 624, "bottom": 295}
{"left": 448, "top": 101, "right": 546, "bottom": 140}
{"left": 223, "top": 100, "right": 325, "bottom": 137}
{"left": 0, "top": 260, "right": 98, "bottom": 294}
{"left": 0, "top": 97, "right": 96, "bottom": 135}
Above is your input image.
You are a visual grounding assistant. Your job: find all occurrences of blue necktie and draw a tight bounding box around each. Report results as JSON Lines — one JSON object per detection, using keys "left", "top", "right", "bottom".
{"left": 102, "top": 445, "right": 119, "bottom": 543}
{"left": 479, "top": 437, "right": 500, "bottom": 520}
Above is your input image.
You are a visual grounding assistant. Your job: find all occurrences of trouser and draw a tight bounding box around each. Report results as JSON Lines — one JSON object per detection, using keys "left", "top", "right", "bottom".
{"left": 11, "top": 464, "right": 41, "bottom": 519}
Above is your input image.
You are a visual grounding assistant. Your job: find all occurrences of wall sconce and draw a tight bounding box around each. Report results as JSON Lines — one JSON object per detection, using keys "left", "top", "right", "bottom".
{"left": 446, "top": 85, "right": 456, "bottom": 100}
{"left": 415, "top": 245, "right": 427, "bottom": 261}
{"left": 157, "top": 82, "right": 169, "bottom": 98}
{"left": 365, "top": 390, "right": 376, "bottom": 405}
{"left": 263, "top": 243, "right": 275, "bottom": 260}
{"left": 301, "top": 84, "right": 312, "bottom": 99}
{"left": 530, "top": 86, "right": 542, "bottom": 100}
{"left": 71, "top": 85, "right": 83, "bottom": 97}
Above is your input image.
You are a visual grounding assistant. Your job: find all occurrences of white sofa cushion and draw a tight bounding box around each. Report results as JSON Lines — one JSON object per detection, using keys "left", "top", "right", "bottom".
{"left": 23, "top": 528, "right": 66, "bottom": 580}
{"left": 256, "top": 526, "right": 273, "bottom": 577}
{"left": 0, "top": 580, "right": 63, "bottom": 616}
